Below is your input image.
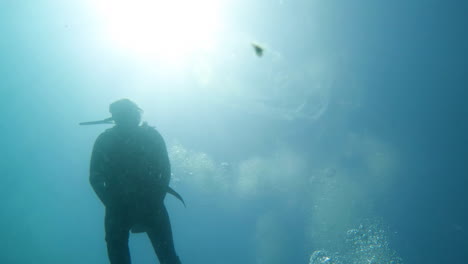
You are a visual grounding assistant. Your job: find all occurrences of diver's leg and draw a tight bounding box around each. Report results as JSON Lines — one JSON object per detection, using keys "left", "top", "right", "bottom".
{"left": 105, "top": 209, "right": 132, "bottom": 264}
{"left": 147, "top": 206, "right": 181, "bottom": 264}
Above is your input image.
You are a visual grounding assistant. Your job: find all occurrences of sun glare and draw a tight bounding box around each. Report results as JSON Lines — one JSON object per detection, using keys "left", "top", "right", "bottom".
{"left": 94, "top": 0, "right": 222, "bottom": 65}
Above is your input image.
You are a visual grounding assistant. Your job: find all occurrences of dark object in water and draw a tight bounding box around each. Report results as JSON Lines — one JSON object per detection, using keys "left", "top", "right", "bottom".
{"left": 252, "top": 43, "right": 264, "bottom": 57}
{"left": 167, "top": 186, "right": 186, "bottom": 207}
{"left": 79, "top": 117, "right": 114, "bottom": 125}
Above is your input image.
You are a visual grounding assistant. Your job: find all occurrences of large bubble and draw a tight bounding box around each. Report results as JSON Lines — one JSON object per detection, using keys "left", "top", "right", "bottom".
{"left": 188, "top": 35, "right": 335, "bottom": 122}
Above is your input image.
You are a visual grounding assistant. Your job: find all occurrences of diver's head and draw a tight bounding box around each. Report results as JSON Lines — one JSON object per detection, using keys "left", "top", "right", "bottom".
{"left": 109, "top": 99, "right": 142, "bottom": 128}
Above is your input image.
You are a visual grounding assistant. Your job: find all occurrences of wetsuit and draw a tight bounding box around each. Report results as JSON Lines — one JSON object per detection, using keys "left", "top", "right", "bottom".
{"left": 90, "top": 124, "right": 181, "bottom": 264}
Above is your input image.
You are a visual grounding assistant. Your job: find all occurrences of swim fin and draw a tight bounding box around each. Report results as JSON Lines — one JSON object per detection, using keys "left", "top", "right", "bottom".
{"left": 167, "top": 186, "right": 186, "bottom": 207}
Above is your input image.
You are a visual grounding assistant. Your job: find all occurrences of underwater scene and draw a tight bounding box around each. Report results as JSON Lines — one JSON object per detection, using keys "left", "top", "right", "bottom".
{"left": 1, "top": 0, "right": 466, "bottom": 263}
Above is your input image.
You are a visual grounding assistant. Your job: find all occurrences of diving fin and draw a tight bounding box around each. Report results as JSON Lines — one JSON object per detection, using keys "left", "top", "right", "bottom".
{"left": 79, "top": 117, "right": 114, "bottom": 125}
{"left": 167, "top": 186, "right": 186, "bottom": 207}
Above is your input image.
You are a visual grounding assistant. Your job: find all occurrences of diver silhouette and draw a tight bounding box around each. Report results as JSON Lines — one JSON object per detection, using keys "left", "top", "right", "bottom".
{"left": 88, "top": 99, "right": 182, "bottom": 264}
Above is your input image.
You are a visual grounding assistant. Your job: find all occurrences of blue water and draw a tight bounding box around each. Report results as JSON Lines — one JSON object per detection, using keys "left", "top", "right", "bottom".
{"left": 1, "top": 0, "right": 467, "bottom": 263}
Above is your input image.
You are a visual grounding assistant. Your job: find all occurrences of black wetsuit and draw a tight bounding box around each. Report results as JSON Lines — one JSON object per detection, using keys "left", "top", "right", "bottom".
{"left": 90, "top": 124, "right": 181, "bottom": 264}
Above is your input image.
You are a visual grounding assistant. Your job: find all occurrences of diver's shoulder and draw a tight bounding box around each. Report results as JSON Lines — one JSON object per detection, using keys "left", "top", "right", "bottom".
{"left": 100, "top": 127, "right": 117, "bottom": 136}
{"left": 95, "top": 127, "right": 117, "bottom": 142}
{"left": 141, "top": 122, "right": 164, "bottom": 138}
{"left": 91, "top": 128, "right": 116, "bottom": 150}
{"left": 141, "top": 122, "right": 158, "bottom": 132}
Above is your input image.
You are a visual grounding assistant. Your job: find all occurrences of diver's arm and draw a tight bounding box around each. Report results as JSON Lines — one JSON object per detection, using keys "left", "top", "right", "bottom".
{"left": 89, "top": 135, "right": 109, "bottom": 206}
{"left": 158, "top": 138, "right": 171, "bottom": 204}
{"left": 160, "top": 138, "right": 171, "bottom": 188}
{"left": 153, "top": 129, "right": 171, "bottom": 188}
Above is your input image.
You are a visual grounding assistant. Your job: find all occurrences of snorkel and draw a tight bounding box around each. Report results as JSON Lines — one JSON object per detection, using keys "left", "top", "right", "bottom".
{"left": 79, "top": 117, "right": 114, "bottom": 126}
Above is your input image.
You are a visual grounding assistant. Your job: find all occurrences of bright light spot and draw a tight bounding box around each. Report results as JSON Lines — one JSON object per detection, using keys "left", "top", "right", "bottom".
{"left": 94, "top": 0, "right": 222, "bottom": 65}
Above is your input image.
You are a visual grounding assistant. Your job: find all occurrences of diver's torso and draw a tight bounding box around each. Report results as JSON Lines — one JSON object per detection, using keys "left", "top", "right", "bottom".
{"left": 101, "top": 125, "right": 165, "bottom": 206}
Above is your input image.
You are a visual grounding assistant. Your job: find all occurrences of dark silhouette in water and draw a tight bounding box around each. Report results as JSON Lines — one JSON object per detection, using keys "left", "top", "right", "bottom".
{"left": 252, "top": 43, "right": 264, "bottom": 57}
{"left": 88, "top": 99, "right": 182, "bottom": 264}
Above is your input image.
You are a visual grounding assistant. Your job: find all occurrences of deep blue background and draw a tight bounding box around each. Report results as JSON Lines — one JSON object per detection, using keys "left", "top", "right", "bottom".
{"left": 1, "top": 0, "right": 467, "bottom": 263}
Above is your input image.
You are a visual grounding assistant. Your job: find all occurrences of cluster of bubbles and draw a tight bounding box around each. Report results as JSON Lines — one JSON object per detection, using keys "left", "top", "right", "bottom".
{"left": 168, "top": 143, "right": 232, "bottom": 193}
{"left": 309, "top": 221, "right": 403, "bottom": 264}
{"left": 169, "top": 142, "right": 306, "bottom": 198}
{"left": 309, "top": 250, "right": 344, "bottom": 264}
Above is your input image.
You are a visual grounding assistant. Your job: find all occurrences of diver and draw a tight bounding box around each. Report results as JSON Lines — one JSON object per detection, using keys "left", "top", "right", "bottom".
{"left": 86, "top": 99, "right": 183, "bottom": 264}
